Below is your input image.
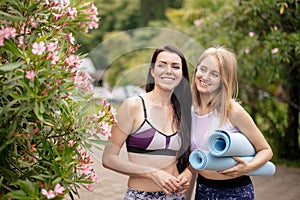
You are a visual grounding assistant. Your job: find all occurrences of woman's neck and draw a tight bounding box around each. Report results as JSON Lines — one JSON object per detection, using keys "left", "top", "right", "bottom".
{"left": 195, "top": 94, "right": 212, "bottom": 115}
{"left": 147, "top": 89, "right": 172, "bottom": 107}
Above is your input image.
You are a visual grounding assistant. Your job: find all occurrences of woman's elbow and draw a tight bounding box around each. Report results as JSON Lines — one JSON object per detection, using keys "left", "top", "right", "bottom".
{"left": 102, "top": 151, "right": 110, "bottom": 169}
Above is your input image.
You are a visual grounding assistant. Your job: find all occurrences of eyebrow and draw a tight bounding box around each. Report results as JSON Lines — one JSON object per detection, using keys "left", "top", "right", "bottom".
{"left": 198, "top": 64, "right": 220, "bottom": 73}
{"left": 157, "top": 60, "right": 181, "bottom": 65}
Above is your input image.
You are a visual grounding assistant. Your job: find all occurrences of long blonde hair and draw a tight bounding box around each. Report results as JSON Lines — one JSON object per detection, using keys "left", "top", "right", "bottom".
{"left": 192, "top": 46, "right": 238, "bottom": 125}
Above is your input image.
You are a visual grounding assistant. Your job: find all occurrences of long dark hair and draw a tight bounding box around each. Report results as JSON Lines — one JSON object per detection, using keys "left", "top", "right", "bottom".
{"left": 146, "top": 45, "right": 192, "bottom": 173}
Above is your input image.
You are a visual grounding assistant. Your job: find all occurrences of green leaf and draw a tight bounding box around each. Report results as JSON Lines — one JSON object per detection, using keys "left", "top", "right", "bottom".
{"left": 34, "top": 101, "right": 44, "bottom": 121}
{"left": 17, "top": 179, "right": 35, "bottom": 195}
{"left": 0, "top": 62, "right": 24, "bottom": 72}
{"left": 5, "top": 190, "right": 30, "bottom": 200}
{"left": 3, "top": 40, "right": 23, "bottom": 57}
{"left": 40, "top": 101, "right": 45, "bottom": 114}
{"left": 52, "top": 177, "right": 62, "bottom": 185}
{"left": 0, "top": 138, "right": 15, "bottom": 152}
{"left": 0, "top": 11, "right": 25, "bottom": 22}
{"left": 31, "top": 174, "right": 51, "bottom": 181}
{"left": 9, "top": 92, "right": 31, "bottom": 100}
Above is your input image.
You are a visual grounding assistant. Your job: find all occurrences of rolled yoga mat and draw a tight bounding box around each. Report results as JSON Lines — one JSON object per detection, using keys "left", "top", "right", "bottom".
{"left": 207, "top": 130, "right": 256, "bottom": 157}
{"left": 189, "top": 149, "right": 276, "bottom": 176}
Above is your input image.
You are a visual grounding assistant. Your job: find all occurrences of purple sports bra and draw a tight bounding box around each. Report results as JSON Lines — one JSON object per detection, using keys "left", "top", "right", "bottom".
{"left": 126, "top": 96, "right": 181, "bottom": 156}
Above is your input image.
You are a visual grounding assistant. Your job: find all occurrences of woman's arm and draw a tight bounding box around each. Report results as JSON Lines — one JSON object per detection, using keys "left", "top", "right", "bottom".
{"left": 102, "top": 97, "right": 156, "bottom": 176}
{"left": 102, "top": 97, "right": 182, "bottom": 194}
{"left": 218, "top": 101, "right": 273, "bottom": 177}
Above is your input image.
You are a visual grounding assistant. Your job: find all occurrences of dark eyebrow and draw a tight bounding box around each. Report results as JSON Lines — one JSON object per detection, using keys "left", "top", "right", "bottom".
{"left": 157, "top": 60, "right": 181, "bottom": 65}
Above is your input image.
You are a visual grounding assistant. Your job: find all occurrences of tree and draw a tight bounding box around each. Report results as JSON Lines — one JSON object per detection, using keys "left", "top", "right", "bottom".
{"left": 165, "top": 0, "right": 300, "bottom": 162}
{"left": 230, "top": 0, "right": 300, "bottom": 160}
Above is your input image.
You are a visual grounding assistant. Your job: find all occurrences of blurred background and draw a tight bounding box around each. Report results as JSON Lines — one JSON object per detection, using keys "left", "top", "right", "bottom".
{"left": 75, "top": 0, "right": 300, "bottom": 166}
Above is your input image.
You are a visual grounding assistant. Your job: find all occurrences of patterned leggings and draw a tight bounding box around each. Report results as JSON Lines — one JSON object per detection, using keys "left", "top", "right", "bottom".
{"left": 195, "top": 180, "right": 254, "bottom": 200}
{"left": 124, "top": 188, "right": 186, "bottom": 200}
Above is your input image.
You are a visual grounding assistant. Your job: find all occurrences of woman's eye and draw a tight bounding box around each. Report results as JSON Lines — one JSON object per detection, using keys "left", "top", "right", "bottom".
{"left": 200, "top": 67, "right": 206, "bottom": 72}
{"left": 212, "top": 72, "right": 219, "bottom": 78}
{"left": 158, "top": 64, "right": 166, "bottom": 68}
{"left": 172, "top": 65, "right": 181, "bottom": 69}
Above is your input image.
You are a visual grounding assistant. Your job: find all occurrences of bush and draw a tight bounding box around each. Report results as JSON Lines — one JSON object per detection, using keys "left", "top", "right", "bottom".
{"left": 0, "top": 0, "right": 115, "bottom": 199}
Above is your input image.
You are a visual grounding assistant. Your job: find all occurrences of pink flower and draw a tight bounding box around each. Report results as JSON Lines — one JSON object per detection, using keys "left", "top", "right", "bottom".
{"left": 271, "top": 48, "right": 279, "bottom": 54}
{"left": 90, "top": 174, "right": 99, "bottom": 183}
{"left": 66, "top": 33, "right": 75, "bottom": 45}
{"left": 65, "top": 55, "right": 82, "bottom": 69}
{"left": 17, "top": 36, "right": 24, "bottom": 47}
{"left": 68, "top": 140, "right": 76, "bottom": 147}
{"left": 20, "top": 24, "right": 31, "bottom": 34}
{"left": 47, "top": 50, "right": 59, "bottom": 65}
{"left": 25, "top": 70, "right": 35, "bottom": 82}
{"left": 81, "top": 164, "right": 93, "bottom": 175}
{"left": 193, "top": 19, "right": 204, "bottom": 27}
{"left": 100, "top": 122, "right": 111, "bottom": 137}
{"left": 47, "top": 41, "right": 58, "bottom": 52}
{"left": 0, "top": 36, "right": 4, "bottom": 46}
{"left": 84, "top": 184, "right": 94, "bottom": 192}
{"left": 52, "top": 12, "right": 63, "bottom": 21}
{"left": 61, "top": 0, "right": 70, "bottom": 7}
{"left": 41, "top": 189, "right": 55, "bottom": 199}
{"left": 0, "top": 27, "right": 17, "bottom": 45}
{"left": 32, "top": 42, "right": 46, "bottom": 55}
{"left": 244, "top": 48, "right": 250, "bottom": 54}
{"left": 54, "top": 183, "right": 65, "bottom": 195}
{"left": 66, "top": 7, "right": 77, "bottom": 20}
{"left": 1, "top": 27, "right": 11, "bottom": 39}
{"left": 248, "top": 32, "right": 255, "bottom": 37}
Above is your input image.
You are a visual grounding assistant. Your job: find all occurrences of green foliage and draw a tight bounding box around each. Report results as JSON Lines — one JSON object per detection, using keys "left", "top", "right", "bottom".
{"left": 166, "top": 0, "right": 300, "bottom": 161}
{"left": 77, "top": 0, "right": 141, "bottom": 53}
{"left": 0, "top": 0, "right": 115, "bottom": 199}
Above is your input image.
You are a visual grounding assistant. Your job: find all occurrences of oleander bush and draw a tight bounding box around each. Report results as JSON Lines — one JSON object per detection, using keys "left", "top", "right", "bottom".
{"left": 0, "top": 0, "right": 115, "bottom": 199}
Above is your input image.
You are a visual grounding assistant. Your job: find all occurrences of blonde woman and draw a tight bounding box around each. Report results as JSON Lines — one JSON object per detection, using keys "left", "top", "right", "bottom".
{"left": 190, "top": 46, "right": 273, "bottom": 199}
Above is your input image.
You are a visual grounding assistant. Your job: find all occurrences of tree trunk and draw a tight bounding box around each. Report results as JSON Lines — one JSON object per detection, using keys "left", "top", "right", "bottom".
{"left": 283, "top": 62, "right": 300, "bottom": 160}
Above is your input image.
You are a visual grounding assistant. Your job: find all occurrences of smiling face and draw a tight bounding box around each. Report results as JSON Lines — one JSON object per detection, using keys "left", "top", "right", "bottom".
{"left": 151, "top": 51, "right": 183, "bottom": 91}
{"left": 195, "top": 55, "right": 222, "bottom": 95}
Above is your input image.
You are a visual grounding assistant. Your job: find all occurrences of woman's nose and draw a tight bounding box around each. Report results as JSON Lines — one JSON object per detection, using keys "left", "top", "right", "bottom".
{"left": 166, "top": 65, "right": 172, "bottom": 73}
{"left": 197, "top": 70, "right": 208, "bottom": 79}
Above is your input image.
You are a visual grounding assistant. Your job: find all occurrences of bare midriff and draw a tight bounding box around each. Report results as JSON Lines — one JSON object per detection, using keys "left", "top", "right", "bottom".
{"left": 198, "top": 170, "right": 239, "bottom": 180}
{"left": 127, "top": 152, "right": 179, "bottom": 192}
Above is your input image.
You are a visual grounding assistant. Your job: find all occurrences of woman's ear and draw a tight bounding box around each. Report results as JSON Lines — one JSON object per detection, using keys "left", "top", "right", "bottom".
{"left": 150, "top": 67, "right": 154, "bottom": 77}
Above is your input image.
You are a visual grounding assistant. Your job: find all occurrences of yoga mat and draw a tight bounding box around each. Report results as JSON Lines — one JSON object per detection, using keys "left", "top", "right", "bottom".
{"left": 189, "top": 149, "right": 276, "bottom": 176}
{"left": 207, "top": 130, "right": 256, "bottom": 157}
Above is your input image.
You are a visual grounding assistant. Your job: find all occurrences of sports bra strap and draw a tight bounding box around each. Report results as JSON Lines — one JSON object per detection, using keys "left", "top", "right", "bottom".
{"left": 138, "top": 96, "right": 147, "bottom": 119}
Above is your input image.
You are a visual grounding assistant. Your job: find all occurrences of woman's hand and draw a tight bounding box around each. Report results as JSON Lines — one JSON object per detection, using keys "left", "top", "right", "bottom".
{"left": 217, "top": 156, "right": 251, "bottom": 177}
{"left": 149, "top": 170, "right": 182, "bottom": 195}
{"left": 176, "top": 167, "right": 193, "bottom": 194}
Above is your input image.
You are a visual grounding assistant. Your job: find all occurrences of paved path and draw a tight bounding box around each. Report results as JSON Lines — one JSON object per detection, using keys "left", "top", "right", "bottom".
{"left": 74, "top": 158, "right": 300, "bottom": 200}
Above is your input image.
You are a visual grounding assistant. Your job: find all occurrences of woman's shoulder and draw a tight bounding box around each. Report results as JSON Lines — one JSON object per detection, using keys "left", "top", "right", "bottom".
{"left": 119, "top": 95, "right": 143, "bottom": 113}
{"left": 229, "top": 99, "right": 252, "bottom": 125}
{"left": 229, "top": 100, "right": 247, "bottom": 118}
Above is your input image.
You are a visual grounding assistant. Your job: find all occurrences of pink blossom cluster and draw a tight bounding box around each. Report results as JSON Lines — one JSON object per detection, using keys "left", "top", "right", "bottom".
{"left": 45, "top": 0, "right": 99, "bottom": 33}
{"left": 25, "top": 71, "right": 35, "bottom": 82}
{"left": 85, "top": 99, "right": 117, "bottom": 137}
{"left": 74, "top": 70, "right": 94, "bottom": 94}
{"left": 65, "top": 54, "right": 83, "bottom": 69}
{"left": 41, "top": 183, "right": 65, "bottom": 199}
{"left": 0, "top": 26, "right": 17, "bottom": 46}
{"left": 76, "top": 148, "right": 98, "bottom": 191}
{"left": 30, "top": 40, "right": 60, "bottom": 65}
{"left": 80, "top": 2, "right": 99, "bottom": 33}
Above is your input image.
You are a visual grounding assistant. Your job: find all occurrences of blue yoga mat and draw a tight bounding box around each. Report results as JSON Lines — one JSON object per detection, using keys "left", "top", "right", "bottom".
{"left": 189, "top": 149, "right": 276, "bottom": 176}
{"left": 207, "top": 130, "right": 256, "bottom": 157}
